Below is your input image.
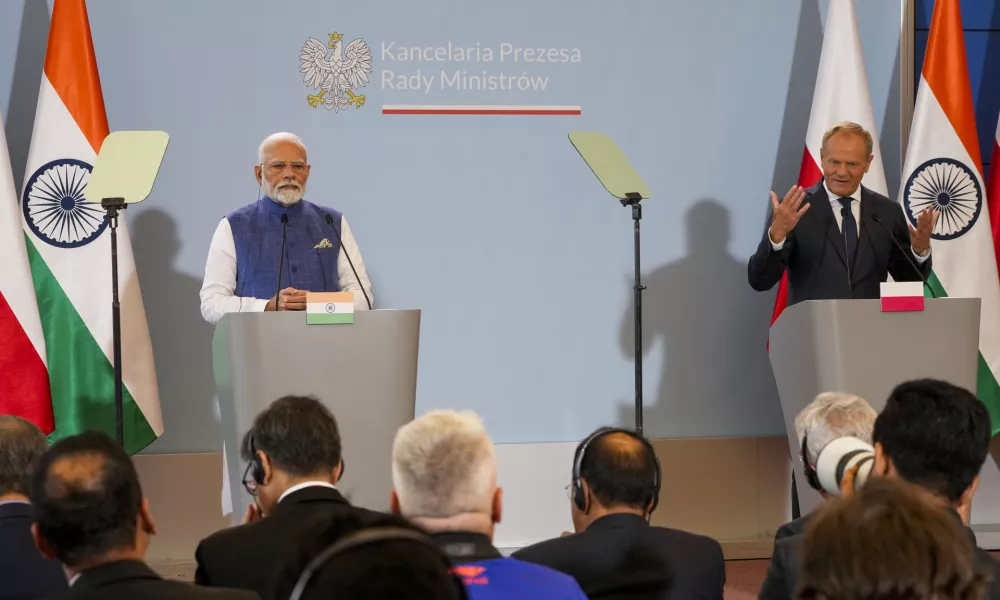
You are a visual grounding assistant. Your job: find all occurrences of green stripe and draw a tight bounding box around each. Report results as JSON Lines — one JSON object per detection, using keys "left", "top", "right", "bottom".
{"left": 307, "top": 312, "right": 354, "bottom": 324}
{"left": 925, "top": 271, "right": 1000, "bottom": 435}
{"left": 25, "top": 235, "right": 156, "bottom": 454}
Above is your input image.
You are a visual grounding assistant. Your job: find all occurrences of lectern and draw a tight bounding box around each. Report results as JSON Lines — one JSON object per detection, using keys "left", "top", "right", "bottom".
{"left": 769, "top": 298, "right": 982, "bottom": 515}
{"left": 212, "top": 310, "right": 420, "bottom": 523}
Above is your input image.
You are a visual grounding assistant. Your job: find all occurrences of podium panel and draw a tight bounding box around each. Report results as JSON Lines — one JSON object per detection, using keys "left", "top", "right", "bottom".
{"left": 212, "top": 309, "right": 420, "bottom": 523}
{"left": 769, "top": 299, "right": 982, "bottom": 516}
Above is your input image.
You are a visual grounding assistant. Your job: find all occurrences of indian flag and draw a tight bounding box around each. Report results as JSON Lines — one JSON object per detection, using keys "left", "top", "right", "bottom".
{"left": 898, "top": 0, "right": 1000, "bottom": 434}
{"left": 307, "top": 292, "right": 355, "bottom": 324}
{"left": 20, "top": 0, "right": 162, "bottom": 452}
{"left": 769, "top": 0, "right": 887, "bottom": 335}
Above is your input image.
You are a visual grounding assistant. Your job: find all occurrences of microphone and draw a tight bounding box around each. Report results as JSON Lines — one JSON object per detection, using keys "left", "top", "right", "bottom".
{"left": 871, "top": 214, "right": 937, "bottom": 298}
{"left": 324, "top": 214, "right": 373, "bottom": 310}
{"left": 274, "top": 213, "right": 289, "bottom": 310}
{"left": 841, "top": 207, "right": 853, "bottom": 298}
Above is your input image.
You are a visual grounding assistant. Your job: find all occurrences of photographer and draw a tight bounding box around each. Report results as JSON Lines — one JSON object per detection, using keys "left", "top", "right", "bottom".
{"left": 761, "top": 379, "right": 1000, "bottom": 600}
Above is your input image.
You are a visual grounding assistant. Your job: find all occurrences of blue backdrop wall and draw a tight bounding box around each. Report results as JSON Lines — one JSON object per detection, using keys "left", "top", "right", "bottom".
{"left": 0, "top": 0, "right": 904, "bottom": 453}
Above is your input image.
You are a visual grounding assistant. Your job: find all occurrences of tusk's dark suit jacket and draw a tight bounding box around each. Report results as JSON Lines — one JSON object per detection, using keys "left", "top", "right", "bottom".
{"left": 748, "top": 180, "right": 932, "bottom": 304}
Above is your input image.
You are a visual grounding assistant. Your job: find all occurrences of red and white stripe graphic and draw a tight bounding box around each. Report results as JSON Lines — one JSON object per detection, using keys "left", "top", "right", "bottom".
{"left": 382, "top": 105, "right": 581, "bottom": 115}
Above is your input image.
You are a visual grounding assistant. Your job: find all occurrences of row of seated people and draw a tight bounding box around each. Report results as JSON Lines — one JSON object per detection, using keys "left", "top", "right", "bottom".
{"left": 0, "top": 377, "right": 996, "bottom": 599}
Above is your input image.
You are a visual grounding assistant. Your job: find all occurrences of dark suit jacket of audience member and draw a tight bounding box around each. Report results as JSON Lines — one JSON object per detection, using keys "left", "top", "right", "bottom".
{"left": 0, "top": 501, "right": 68, "bottom": 600}
{"left": 44, "top": 560, "right": 258, "bottom": 600}
{"left": 773, "top": 515, "right": 810, "bottom": 543}
{"left": 195, "top": 486, "right": 381, "bottom": 600}
{"left": 513, "top": 513, "right": 726, "bottom": 600}
{"left": 759, "top": 516, "right": 1000, "bottom": 600}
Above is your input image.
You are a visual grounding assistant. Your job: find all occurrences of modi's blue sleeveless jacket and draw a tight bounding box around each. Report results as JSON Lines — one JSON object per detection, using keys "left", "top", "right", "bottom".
{"left": 227, "top": 197, "right": 343, "bottom": 299}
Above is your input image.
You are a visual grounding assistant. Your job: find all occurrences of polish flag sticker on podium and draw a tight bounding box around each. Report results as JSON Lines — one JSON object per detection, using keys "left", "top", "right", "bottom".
{"left": 881, "top": 282, "right": 925, "bottom": 312}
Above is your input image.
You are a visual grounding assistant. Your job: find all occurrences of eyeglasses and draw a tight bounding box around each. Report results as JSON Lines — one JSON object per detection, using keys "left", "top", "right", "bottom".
{"left": 263, "top": 161, "right": 308, "bottom": 174}
{"left": 242, "top": 461, "right": 259, "bottom": 496}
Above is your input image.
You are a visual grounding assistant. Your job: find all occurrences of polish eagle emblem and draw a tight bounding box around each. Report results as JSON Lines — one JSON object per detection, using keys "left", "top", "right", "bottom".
{"left": 299, "top": 32, "right": 373, "bottom": 112}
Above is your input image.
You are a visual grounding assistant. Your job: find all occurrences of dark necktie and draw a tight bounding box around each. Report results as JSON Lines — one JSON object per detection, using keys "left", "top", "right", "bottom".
{"left": 837, "top": 197, "right": 858, "bottom": 269}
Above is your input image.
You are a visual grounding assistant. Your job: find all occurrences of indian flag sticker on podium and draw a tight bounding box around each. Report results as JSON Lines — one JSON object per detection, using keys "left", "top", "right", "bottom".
{"left": 880, "top": 281, "right": 925, "bottom": 312}
{"left": 306, "top": 292, "right": 354, "bottom": 324}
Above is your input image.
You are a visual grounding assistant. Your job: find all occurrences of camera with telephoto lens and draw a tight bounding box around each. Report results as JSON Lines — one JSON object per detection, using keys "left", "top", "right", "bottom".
{"left": 815, "top": 437, "right": 875, "bottom": 496}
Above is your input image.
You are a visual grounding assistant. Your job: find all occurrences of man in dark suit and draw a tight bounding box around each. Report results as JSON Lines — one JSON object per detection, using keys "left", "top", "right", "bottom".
{"left": 514, "top": 427, "right": 725, "bottom": 600}
{"left": 0, "top": 416, "right": 67, "bottom": 599}
{"left": 748, "top": 121, "right": 937, "bottom": 303}
{"left": 29, "top": 431, "right": 256, "bottom": 600}
{"left": 759, "top": 379, "right": 1000, "bottom": 600}
{"left": 195, "top": 395, "right": 380, "bottom": 600}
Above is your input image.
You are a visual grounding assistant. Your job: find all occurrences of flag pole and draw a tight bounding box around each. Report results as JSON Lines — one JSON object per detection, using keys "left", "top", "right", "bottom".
{"left": 101, "top": 197, "right": 126, "bottom": 446}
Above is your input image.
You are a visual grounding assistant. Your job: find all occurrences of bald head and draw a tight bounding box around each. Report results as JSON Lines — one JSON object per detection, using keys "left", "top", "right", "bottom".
{"left": 0, "top": 415, "right": 48, "bottom": 497}
{"left": 30, "top": 431, "right": 143, "bottom": 567}
{"left": 576, "top": 429, "right": 659, "bottom": 512}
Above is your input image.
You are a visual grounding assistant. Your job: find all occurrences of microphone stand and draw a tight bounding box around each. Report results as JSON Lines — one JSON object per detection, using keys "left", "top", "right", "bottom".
{"left": 274, "top": 213, "right": 289, "bottom": 310}
{"left": 622, "top": 192, "right": 646, "bottom": 436}
{"left": 101, "top": 197, "right": 127, "bottom": 446}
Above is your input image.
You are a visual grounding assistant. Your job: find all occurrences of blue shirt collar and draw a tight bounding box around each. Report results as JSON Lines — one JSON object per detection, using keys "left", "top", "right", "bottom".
{"left": 258, "top": 196, "right": 306, "bottom": 219}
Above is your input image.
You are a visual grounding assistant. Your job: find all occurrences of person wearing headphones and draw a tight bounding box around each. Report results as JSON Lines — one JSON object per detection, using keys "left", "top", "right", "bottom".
{"left": 513, "top": 427, "right": 725, "bottom": 600}
{"left": 390, "top": 410, "right": 587, "bottom": 599}
{"left": 195, "top": 395, "right": 381, "bottom": 600}
{"left": 783, "top": 392, "right": 878, "bottom": 539}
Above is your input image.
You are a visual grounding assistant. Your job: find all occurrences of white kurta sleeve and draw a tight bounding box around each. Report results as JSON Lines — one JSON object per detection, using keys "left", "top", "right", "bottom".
{"left": 200, "top": 218, "right": 270, "bottom": 324}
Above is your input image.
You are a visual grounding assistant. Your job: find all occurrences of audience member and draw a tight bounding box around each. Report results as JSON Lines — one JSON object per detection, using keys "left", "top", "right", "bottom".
{"left": 274, "top": 512, "right": 467, "bottom": 600}
{"left": 0, "top": 416, "right": 67, "bottom": 599}
{"left": 798, "top": 476, "right": 989, "bottom": 600}
{"left": 30, "top": 430, "right": 257, "bottom": 599}
{"left": 779, "top": 392, "right": 876, "bottom": 540}
{"left": 391, "top": 410, "right": 587, "bottom": 599}
{"left": 760, "top": 378, "right": 1000, "bottom": 600}
{"left": 514, "top": 427, "right": 725, "bottom": 600}
{"left": 195, "top": 395, "right": 379, "bottom": 600}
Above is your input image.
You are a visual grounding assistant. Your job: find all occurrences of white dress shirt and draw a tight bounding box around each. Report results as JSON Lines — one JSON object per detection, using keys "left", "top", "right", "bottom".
{"left": 770, "top": 182, "right": 930, "bottom": 263}
{"left": 277, "top": 481, "right": 338, "bottom": 504}
{"left": 199, "top": 213, "right": 373, "bottom": 325}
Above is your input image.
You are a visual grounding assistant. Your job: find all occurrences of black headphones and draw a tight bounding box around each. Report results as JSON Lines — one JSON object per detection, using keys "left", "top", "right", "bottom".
{"left": 243, "top": 433, "right": 347, "bottom": 492}
{"left": 801, "top": 434, "right": 822, "bottom": 491}
{"left": 571, "top": 427, "right": 662, "bottom": 515}
{"left": 287, "top": 527, "right": 471, "bottom": 600}
{"left": 248, "top": 434, "right": 265, "bottom": 487}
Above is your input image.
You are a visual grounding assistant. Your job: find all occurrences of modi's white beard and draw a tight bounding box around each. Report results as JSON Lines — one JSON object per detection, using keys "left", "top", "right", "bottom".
{"left": 263, "top": 179, "right": 305, "bottom": 206}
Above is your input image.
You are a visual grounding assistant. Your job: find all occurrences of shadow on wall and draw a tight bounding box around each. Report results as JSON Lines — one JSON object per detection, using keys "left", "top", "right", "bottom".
{"left": 616, "top": 200, "right": 781, "bottom": 437}
{"left": 6, "top": 0, "right": 48, "bottom": 191}
{"left": 132, "top": 208, "right": 221, "bottom": 453}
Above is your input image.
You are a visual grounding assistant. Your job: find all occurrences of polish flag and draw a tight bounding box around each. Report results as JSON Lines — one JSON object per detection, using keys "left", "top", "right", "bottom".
{"left": 0, "top": 111, "right": 52, "bottom": 431}
{"left": 768, "top": 0, "right": 887, "bottom": 335}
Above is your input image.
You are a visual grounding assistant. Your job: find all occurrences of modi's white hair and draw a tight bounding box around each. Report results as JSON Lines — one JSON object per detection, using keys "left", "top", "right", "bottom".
{"left": 795, "top": 392, "right": 877, "bottom": 464}
{"left": 258, "top": 132, "right": 308, "bottom": 164}
{"left": 392, "top": 410, "right": 497, "bottom": 519}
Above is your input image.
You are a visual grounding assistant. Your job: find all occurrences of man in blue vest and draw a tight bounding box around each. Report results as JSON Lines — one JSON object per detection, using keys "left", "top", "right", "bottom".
{"left": 200, "top": 132, "right": 373, "bottom": 324}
